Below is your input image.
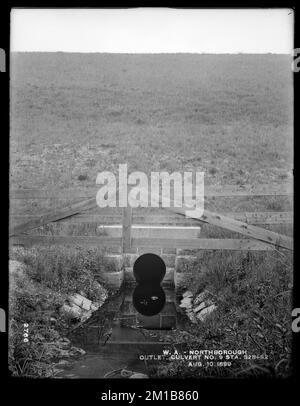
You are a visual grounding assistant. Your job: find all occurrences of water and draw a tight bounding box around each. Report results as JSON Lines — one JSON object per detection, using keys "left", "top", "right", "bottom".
{"left": 56, "top": 284, "right": 180, "bottom": 379}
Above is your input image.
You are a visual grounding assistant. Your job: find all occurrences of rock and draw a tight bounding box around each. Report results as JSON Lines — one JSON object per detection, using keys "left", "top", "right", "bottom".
{"left": 90, "top": 302, "right": 100, "bottom": 312}
{"left": 60, "top": 283, "right": 107, "bottom": 323}
{"left": 179, "top": 297, "right": 193, "bottom": 309}
{"left": 81, "top": 310, "right": 92, "bottom": 322}
{"left": 196, "top": 304, "right": 217, "bottom": 321}
{"left": 61, "top": 296, "right": 100, "bottom": 322}
{"left": 129, "top": 373, "right": 149, "bottom": 379}
{"left": 193, "top": 290, "right": 210, "bottom": 306}
{"left": 69, "top": 346, "right": 86, "bottom": 356}
{"left": 69, "top": 293, "right": 92, "bottom": 311}
{"left": 186, "top": 310, "right": 197, "bottom": 323}
{"left": 193, "top": 302, "right": 206, "bottom": 313}
{"left": 60, "top": 304, "right": 82, "bottom": 320}
{"left": 58, "top": 337, "right": 71, "bottom": 346}
{"left": 182, "top": 291, "right": 193, "bottom": 298}
{"left": 81, "top": 298, "right": 92, "bottom": 311}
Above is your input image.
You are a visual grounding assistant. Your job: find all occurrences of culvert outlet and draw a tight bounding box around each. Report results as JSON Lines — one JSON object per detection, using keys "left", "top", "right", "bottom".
{"left": 133, "top": 253, "right": 166, "bottom": 284}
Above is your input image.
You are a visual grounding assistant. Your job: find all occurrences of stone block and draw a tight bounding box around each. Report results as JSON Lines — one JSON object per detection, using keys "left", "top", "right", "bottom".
{"left": 103, "top": 254, "right": 124, "bottom": 271}
{"left": 124, "top": 267, "right": 135, "bottom": 284}
{"left": 101, "top": 270, "right": 124, "bottom": 290}
{"left": 182, "top": 290, "right": 193, "bottom": 298}
{"left": 196, "top": 304, "right": 217, "bottom": 321}
{"left": 193, "top": 302, "right": 206, "bottom": 313}
{"left": 161, "top": 254, "right": 176, "bottom": 267}
{"left": 69, "top": 293, "right": 92, "bottom": 311}
{"left": 179, "top": 297, "right": 193, "bottom": 309}
{"left": 194, "top": 290, "right": 210, "bottom": 306}
{"left": 136, "top": 247, "right": 163, "bottom": 256}
{"left": 123, "top": 253, "right": 139, "bottom": 268}
{"left": 174, "top": 271, "right": 187, "bottom": 290}
{"left": 162, "top": 248, "right": 177, "bottom": 255}
{"left": 60, "top": 304, "right": 82, "bottom": 319}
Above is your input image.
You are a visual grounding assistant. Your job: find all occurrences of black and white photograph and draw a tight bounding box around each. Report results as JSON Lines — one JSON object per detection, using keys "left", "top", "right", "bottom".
{"left": 8, "top": 8, "right": 294, "bottom": 381}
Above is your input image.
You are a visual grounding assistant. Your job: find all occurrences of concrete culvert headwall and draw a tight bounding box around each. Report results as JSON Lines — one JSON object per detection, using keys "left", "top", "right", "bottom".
{"left": 133, "top": 253, "right": 166, "bottom": 284}
{"left": 99, "top": 251, "right": 198, "bottom": 290}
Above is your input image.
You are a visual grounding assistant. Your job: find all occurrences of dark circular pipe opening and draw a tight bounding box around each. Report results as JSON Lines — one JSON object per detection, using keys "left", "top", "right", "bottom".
{"left": 133, "top": 253, "right": 166, "bottom": 284}
{"left": 132, "top": 285, "right": 166, "bottom": 316}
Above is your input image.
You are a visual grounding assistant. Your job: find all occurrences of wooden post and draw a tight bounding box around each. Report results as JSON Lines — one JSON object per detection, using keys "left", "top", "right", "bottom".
{"left": 122, "top": 207, "right": 132, "bottom": 252}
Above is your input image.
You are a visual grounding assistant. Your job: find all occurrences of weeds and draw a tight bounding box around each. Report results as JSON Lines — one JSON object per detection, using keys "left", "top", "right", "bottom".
{"left": 9, "top": 246, "right": 113, "bottom": 378}
{"left": 153, "top": 249, "right": 293, "bottom": 378}
{"left": 10, "top": 246, "right": 114, "bottom": 298}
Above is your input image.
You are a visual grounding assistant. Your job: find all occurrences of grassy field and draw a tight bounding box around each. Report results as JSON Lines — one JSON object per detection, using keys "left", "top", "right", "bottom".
{"left": 10, "top": 53, "right": 293, "bottom": 191}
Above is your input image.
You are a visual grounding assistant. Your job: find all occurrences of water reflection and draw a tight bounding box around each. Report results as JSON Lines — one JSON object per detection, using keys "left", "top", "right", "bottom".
{"left": 132, "top": 284, "right": 166, "bottom": 316}
{"left": 121, "top": 286, "right": 177, "bottom": 330}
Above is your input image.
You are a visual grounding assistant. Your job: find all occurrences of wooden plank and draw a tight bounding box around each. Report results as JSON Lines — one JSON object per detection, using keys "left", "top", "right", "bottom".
{"left": 10, "top": 235, "right": 122, "bottom": 248}
{"left": 95, "top": 225, "right": 201, "bottom": 239}
{"left": 10, "top": 184, "right": 293, "bottom": 250}
{"left": 168, "top": 208, "right": 293, "bottom": 250}
{"left": 132, "top": 238, "right": 274, "bottom": 250}
{"left": 10, "top": 208, "right": 293, "bottom": 250}
{"left": 10, "top": 182, "right": 293, "bottom": 199}
{"left": 235, "top": 211, "right": 293, "bottom": 224}
{"left": 137, "top": 190, "right": 293, "bottom": 250}
{"left": 132, "top": 211, "right": 293, "bottom": 225}
{"left": 203, "top": 211, "right": 293, "bottom": 250}
{"left": 9, "top": 205, "right": 122, "bottom": 216}
{"left": 9, "top": 214, "right": 123, "bottom": 225}
{"left": 9, "top": 188, "right": 121, "bottom": 236}
{"left": 122, "top": 207, "right": 132, "bottom": 252}
{"left": 10, "top": 188, "right": 97, "bottom": 199}
{"left": 9, "top": 211, "right": 293, "bottom": 226}
{"left": 9, "top": 197, "right": 97, "bottom": 236}
{"left": 10, "top": 235, "right": 273, "bottom": 250}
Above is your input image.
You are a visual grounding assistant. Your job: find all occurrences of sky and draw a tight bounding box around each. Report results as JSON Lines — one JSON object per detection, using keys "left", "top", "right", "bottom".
{"left": 11, "top": 8, "right": 294, "bottom": 54}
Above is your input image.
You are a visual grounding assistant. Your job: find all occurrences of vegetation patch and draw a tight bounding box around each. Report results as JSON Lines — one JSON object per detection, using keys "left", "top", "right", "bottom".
{"left": 9, "top": 246, "right": 115, "bottom": 378}
{"left": 151, "top": 249, "right": 293, "bottom": 378}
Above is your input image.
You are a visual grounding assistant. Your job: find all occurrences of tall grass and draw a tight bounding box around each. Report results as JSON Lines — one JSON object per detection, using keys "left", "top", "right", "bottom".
{"left": 9, "top": 245, "right": 114, "bottom": 378}
{"left": 154, "top": 249, "right": 293, "bottom": 378}
{"left": 11, "top": 246, "right": 116, "bottom": 297}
